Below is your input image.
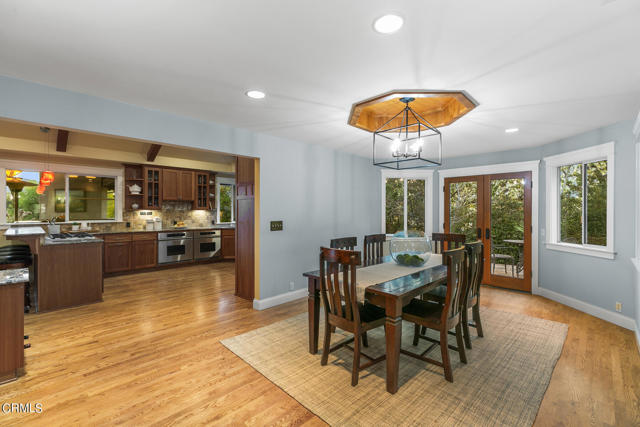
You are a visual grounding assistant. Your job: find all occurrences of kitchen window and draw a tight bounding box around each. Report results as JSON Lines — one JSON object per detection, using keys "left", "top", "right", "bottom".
{"left": 216, "top": 177, "right": 235, "bottom": 223}
{"left": 1, "top": 162, "right": 123, "bottom": 224}
{"left": 381, "top": 169, "right": 433, "bottom": 237}
{"left": 544, "top": 142, "right": 614, "bottom": 258}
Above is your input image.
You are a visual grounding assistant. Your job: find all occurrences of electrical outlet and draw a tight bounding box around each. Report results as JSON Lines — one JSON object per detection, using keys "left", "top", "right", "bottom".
{"left": 615, "top": 302, "right": 622, "bottom": 312}
{"left": 289, "top": 281, "right": 295, "bottom": 291}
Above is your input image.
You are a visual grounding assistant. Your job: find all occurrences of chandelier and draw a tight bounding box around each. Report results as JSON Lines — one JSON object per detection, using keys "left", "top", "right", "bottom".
{"left": 372, "top": 97, "right": 442, "bottom": 169}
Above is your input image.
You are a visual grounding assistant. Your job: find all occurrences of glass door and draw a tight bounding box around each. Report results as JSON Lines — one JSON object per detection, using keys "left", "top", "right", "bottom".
{"left": 444, "top": 172, "right": 532, "bottom": 292}
{"left": 483, "top": 172, "right": 531, "bottom": 292}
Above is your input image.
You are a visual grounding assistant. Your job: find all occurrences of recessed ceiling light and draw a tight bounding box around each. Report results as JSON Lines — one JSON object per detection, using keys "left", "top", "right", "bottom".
{"left": 373, "top": 14, "right": 404, "bottom": 34}
{"left": 245, "top": 90, "right": 265, "bottom": 99}
{"left": 505, "top": 128, "right": 519, "bottom": 133}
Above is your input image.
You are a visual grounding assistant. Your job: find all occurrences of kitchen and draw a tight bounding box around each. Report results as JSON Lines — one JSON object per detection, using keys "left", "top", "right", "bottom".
{"left": 0, "top": 119, "right": 245, "bottom": 383}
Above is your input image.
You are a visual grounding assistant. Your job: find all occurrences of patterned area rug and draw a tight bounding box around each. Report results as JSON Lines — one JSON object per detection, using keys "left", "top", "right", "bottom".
{"left": 221, "top": 308, "right": 567, "bottom": 426}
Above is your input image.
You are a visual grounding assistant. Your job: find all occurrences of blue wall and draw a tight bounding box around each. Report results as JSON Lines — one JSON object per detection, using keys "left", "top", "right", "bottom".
{"left": 435, "top": 120, "right": 636, "bottom": 320}
{"left": 0, "top": 76, "right": 382, "bottom": 300}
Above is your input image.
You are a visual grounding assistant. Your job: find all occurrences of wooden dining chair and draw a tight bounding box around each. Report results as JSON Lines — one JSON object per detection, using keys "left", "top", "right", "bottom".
{"left": 401, "top": 247, "right": 467, "bottom": 382}
{"left": 319, "top": 247, "right": 386, "bottom": 386}
{"left": 330, "top": 237, "right": 357, "bottom": 250}
{"left": 423, "top": 241, "right": 483, "bottom": 349}
{"left": 431, "top": 233, "right": 466, "bottom": 254}
{"left": 363, "top": 234, "right": 385, "bottom": 263}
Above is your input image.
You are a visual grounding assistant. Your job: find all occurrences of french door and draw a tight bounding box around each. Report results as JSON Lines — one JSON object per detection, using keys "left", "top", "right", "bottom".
{"left": 444, "top": 172, "right": 532, "bottom": 292}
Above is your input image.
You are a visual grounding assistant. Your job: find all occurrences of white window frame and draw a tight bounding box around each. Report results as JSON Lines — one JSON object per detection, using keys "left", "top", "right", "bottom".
{"left": 544, "top": 142, "right": 615, "bottom": 259}
{"left": 380, "top": 169, "right": 433, "bottom": 237}
{"left": 216, "top": 177, "right": 236, "bottom": 224}
{"left": 1, "top": 159, "right": 123, "bottom": 225}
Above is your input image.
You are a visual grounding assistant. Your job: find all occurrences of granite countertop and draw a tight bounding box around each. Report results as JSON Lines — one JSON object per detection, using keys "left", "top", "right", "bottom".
{"left": 0, "top": 267, "right": 29, "bottom": 285}
{"left": 4, "top": 226, "right": 46, "bottom": 237}
{"left": 95, "top": 225, "right": 235, "bottom": 235}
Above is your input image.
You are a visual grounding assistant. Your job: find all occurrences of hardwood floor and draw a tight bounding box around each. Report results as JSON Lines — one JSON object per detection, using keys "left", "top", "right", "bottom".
{"left": 0, "top": 264, "right": 638, "bottom": 425}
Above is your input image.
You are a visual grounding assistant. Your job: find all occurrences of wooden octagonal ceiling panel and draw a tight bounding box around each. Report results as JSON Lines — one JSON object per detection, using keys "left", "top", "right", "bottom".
{"left": 348, "top": 90, "right": 478, "bottom": 132}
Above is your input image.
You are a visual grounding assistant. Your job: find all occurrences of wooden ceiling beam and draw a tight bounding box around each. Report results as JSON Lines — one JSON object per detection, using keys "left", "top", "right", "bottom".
{"left": 56, "top": 130, "right": 69, "bottom": 152}
{"left": 147, "top": 144, "right": 161, "bottom": 162}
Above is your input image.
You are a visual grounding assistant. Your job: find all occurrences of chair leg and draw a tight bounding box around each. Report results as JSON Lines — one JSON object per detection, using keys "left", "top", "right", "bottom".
{"left": 413, "top": 323, "right": 420, "bottom": 346}
{"left": 455, "top": 324, "right": 467, "bottom": 364}
{"left": 351, "top": 333, "right": 361, "bottom": 386}
{"left": 321, "top": 321, "right": 331, "bottom": 366}
{"left": 472, "top": 304, "right": 484, "bottom": 337}
{"left": 461, "top": 308, "right": 472, "bottom": 349}
{"left": 362, "top": 331, "right": 369, "bottom": 348}
{"left": 440, "top": 328, "right": 453, "bottom": 382}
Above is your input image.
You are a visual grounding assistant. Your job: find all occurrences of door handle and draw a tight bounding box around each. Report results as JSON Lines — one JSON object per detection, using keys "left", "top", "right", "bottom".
{"left": 476, "top": 228, "right": 482, "bottom": 239}
{"left": 485, "top": 228, "right": 490, "bottom": 239}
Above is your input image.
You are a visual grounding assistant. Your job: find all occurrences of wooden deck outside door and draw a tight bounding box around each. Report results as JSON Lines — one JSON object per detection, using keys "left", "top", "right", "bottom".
{"left": 444, "top": 172, "right": 532, "bottom": 292}
{"left": 235, "top": 157, "right": 256, "bottom": 300}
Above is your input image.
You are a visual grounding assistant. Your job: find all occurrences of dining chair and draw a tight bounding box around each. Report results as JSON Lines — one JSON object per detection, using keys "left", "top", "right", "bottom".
{"left": 401, "top": 247, "right": 467, "bottom": 382}
{"left": 319, "top": 247, "right": 386, "bottom": 386}
{"left": 431, "top": 232, "right": 465, "bottom": 254}
{"left": 363, "top": 234, "right": 385, "bottom": 263}
{"left": 330, "top": 236, "right": 357, "bottom": 250}
{"left": 490, "top": 238, "right": 516, "bottom": 277}
{"left": 422, "top": 241, "right": 484, "bottom": 349}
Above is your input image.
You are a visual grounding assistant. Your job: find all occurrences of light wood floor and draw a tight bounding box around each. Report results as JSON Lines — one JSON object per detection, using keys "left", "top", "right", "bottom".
{"left": 0, "top": 263, "right": 638, "bottom": 425}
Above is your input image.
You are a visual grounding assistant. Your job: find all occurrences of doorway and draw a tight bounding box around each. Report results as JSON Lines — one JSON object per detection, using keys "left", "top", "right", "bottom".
{"left": 444, "top": 171, "right": 532, "bottom": 292}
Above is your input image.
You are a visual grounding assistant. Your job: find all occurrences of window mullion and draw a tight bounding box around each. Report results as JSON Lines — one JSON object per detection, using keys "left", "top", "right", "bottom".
{"left": 403, "top": 178, "right": 408, "bottom": 236}
{"left": 64, "top": 174, "right": 69, "bottom": 222}
{"left": 582, "top": 163, "right": 587, "bottom": 245}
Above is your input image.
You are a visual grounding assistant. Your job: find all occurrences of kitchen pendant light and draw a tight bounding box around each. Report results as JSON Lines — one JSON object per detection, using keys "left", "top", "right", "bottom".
{"left": 372, "top": 97, "right": 442, "bottom": 169}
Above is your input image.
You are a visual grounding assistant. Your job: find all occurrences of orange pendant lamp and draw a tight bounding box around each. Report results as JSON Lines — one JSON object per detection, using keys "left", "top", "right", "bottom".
{"left": 40, "top": 170, "right": 54, "bottom": 186}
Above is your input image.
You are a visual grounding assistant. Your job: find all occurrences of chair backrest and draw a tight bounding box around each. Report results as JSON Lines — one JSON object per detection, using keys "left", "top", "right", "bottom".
{"left": 464, "top": 241, "right": 484, "bottom": 303}
{"left": 363, "top": 234, "right": 385, "bottom": 263}
{"left": 441, "top": 247, "right": 467, "bottom": 325}
{"left": 431, "top": 233, "right": 466, "bottom": 254}
{"left": 330, "top": 236, "right": 357, "bottom": 250}
{"left": 319, "top": 247, "right": 362, "bottom": 325}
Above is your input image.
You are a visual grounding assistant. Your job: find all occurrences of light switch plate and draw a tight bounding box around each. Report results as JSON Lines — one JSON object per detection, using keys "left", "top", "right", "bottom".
{"left": 270, "top": 221, "right": 283, "bottom": 231}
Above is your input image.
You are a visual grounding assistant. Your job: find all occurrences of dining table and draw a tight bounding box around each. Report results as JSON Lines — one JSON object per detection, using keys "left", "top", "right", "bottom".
{"left": 303, "top": 255, "right": 447, "bottom": 394}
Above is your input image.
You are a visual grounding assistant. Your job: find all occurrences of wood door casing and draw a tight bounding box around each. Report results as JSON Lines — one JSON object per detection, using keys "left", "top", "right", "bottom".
{"left": 444, "top": 172, "right": 532, "bottom": 292}
{"left": 235, "top": 157, "right": 256, "bottom": 300}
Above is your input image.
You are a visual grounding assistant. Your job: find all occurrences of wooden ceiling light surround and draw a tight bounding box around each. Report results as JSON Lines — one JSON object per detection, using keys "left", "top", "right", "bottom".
{"left": 146, "top": 143, "right": 162, "bottom": 162}
{"left": 348, "top": 90, "right": 478, "bottom": 132}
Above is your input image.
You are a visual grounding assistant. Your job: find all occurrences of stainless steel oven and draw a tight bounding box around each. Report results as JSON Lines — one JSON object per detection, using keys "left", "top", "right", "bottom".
{"left": 158, "top": 231, "right": 193, "bottom": 264}
{"left": 194, "top": 229, "right": 221, "bottom": 259}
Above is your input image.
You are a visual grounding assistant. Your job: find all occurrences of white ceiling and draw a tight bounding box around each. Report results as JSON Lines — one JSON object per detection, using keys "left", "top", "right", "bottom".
{"left": 0, "top": 0, "right": 639, "bottom": 159}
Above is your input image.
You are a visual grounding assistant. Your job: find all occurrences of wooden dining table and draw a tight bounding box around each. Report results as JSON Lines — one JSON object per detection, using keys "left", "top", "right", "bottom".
{"left": 303, "top": 256, "right": 447, "bottom": 394}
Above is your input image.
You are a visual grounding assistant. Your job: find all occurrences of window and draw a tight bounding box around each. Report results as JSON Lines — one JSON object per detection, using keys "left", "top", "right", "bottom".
{"left": 2, "top": 163, "right": 122, "bottom": 224}
{"left": 544, "top": 142, "right": 614, "bottom": 258}
{"left": 216, "top": 177, "right": 235, "bottom": 223}
{"left": 381, "top": 170, "right": 432, "bottom": 237}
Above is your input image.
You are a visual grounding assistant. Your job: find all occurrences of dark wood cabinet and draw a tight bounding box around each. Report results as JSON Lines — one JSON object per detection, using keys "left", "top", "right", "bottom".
{"left": 221, "top": 229, "right": 236, "bottom": 259}
{"left": 0, "top": 283, "right": 24, "bottom": 383}
{"left": 132, "top": 233, "right": 157, "bottom": 269}
{"left": 143, "top": 166, "right": 162, "bottom": 209}
{"left": 180, "top": 171, "right": 195, "bottom": 201}
{"left": 195, "top": 172, "right": 209, "bottom": 209}
{"left": 104, "top": 234, "right": 133, "bottom": 273}
{"left": 162, "top": 169, "right": 180, "bottom": 200}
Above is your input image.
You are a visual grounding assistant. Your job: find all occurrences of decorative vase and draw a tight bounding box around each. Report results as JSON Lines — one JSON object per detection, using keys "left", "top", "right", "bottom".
{"left": 389, "top": 234, "right": 432, "bottom": 267}
{"left": 131, "top": 203, "right": 139, "bottom": 210}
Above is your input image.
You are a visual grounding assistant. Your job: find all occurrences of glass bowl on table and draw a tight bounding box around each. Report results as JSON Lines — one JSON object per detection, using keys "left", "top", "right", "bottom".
{"left": 389, "top": 231, "right": 432, "bottom": 267}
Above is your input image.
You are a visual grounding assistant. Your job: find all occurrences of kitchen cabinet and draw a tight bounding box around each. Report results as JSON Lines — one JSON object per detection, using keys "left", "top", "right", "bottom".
{"left": 163, "top": 169, "right": 194, "bottom": 201}
{"left": 195, "top": 172, "right": 209, "bottom": 209}
{"left": 104, "top": 234, "right": 133, "bottom": 273}
{"left": 0, "top": 283, "right": 24, "bottom": 383}
{"left": 221, "top": 228, "right": 236, "bottom": 260}
{"left": 180, "top": 170, "right": 195, "bottom": 201}
{"left": 143, "top": 166, "right": 162, "bottom": 209}
{"left": 162, "top": 169, "right": 180, "bottom": 200}
{"left": 132, "top": 233, "right": 157, "bottom": 269}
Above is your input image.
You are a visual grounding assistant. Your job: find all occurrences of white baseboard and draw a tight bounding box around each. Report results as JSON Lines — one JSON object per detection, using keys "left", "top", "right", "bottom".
{"left": 253, "top": 288, "right": 307, "bottom": 310}
{"left": 534, "top": 287, "right": 635, "bottom": 330}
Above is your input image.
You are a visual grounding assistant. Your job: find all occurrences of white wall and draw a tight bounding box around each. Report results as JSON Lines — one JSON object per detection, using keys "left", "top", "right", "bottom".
{"left": 0, "top": 76, "right": 382, "bottom": 300}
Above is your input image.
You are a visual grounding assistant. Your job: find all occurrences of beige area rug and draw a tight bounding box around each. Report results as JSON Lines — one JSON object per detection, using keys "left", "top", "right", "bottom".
{"left": 221, "top": 309, "right": 567, "bottom": 427}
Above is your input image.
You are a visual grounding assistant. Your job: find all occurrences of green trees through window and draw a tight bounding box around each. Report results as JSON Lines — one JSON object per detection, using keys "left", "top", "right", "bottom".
{"left": 385, "top": 177, "right": 426, "bottom": 236}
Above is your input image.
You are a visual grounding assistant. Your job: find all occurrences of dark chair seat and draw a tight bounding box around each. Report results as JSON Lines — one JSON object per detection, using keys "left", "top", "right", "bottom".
{"left": 403, "top": 299, "right": 443, "bottom": 325}
{"left": 356, "top": 301, "right": 386, "bottom": 324}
